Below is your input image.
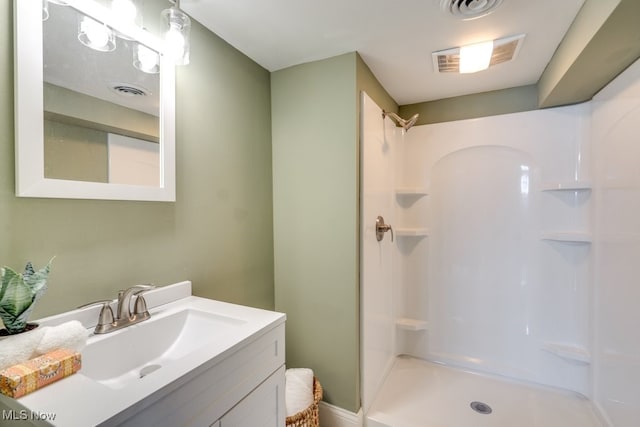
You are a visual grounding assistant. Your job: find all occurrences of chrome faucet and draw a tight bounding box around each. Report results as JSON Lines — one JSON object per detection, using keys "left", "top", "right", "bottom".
{"left": 80, "top": 284, "right": 156, "bottom": 334}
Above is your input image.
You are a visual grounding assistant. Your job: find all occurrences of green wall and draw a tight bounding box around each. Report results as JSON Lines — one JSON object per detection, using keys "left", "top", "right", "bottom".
{"left": 272, "top": 52, "right": 395, "bottom": 412}
{"left": 400, "top": 84, "right": 538, "bottom": 126}
{"left": 44, "top": 119, "right": 109, "bottom": 182}
{"left": 272, "top": 53, "right": 359, "bottom": 411}
{"left": 1, "top": 2, "right": 274, "bottom": 319}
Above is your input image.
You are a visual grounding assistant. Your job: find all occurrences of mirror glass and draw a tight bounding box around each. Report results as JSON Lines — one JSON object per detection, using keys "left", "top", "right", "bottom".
{"left": 15, "top": 0, "right": 176, "bottom": 201}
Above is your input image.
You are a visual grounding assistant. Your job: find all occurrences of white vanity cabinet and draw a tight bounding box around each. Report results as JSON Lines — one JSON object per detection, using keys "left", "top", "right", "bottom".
{"left": 8, "top": 282, "right": 286, "bottom": 427}
{"left": 113, "top": 323, "right": 286, "bottom": 427}
{"left": 217, "top": 366, "right": 285, "bottom": 427}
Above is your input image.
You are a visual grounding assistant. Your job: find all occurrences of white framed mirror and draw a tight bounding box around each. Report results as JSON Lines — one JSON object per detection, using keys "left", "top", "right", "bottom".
{"left": 14, "top": 0, "right": 176, "bottom": 201}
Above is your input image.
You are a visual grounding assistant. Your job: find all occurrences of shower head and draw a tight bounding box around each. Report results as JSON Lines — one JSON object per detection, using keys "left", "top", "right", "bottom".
{"left": 382, "top": 111, "right": 420, "bottom": 132}
{"left": 404, "top": 113, "right": 419, "bottom": 130}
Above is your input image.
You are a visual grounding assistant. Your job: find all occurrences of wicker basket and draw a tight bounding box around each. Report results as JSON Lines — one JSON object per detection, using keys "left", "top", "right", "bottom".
{"left": 285, "top": 377, "right": 323, "bottom": 427}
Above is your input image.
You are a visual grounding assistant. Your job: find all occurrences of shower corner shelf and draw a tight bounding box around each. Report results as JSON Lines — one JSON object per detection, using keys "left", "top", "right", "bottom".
{"left": 541, "top": 181, "right": 592, "bottom": 191}
{"left": 542, "top": 342, "right": 591, "bottom": 365}
{"left": 395, "top": 187, "right": 429, "bottom": 196}
{"left": 396, "top": 228, "right": 429, "bottom": 237}
{"left": 396, "top": 318, "right": 428, "bottom": 331}
{"left": 541, "top": 232, "right": 592, "bottom": 243}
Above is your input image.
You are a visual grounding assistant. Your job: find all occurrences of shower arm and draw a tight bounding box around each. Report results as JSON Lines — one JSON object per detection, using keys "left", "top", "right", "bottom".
{"left": 382, "top": 110, "right": 419, "bottom": 131}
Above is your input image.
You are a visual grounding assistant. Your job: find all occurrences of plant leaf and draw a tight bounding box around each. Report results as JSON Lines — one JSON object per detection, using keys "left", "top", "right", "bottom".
{"left": 0, "top": 267, "right": 20, "bottom": 303}
{"left": 0, "top": 275, "right": 33, "bottom": 318}
{"left": 0, "top": 259, "right": 53, "bottom": 333}
{"left": 22, "top": 262, "right": 35, "bottom": 280}
{"left": 23, "top": 260, "right": 51, "bottom": 297}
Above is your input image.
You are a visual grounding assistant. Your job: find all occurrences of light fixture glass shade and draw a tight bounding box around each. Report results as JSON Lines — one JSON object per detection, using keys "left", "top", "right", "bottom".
{"left": 112, "top": 0, "right": 142, "bottom": 40}
{"left": 161, "top": 6, "right": 191, "bottom": 65}
{"left": 459, "top": 40, "right": 493, "bottom": 73}
{"left": 134, "top": 43, "right": 160, "bottom": 74}
{"left": 42, "top": 0, "right": 49, "bottom": 21}
{"left": 78, "top": 15, "right": 116, "bottom": 52}
{"left": 112, "top": 0, "right": 137, "bottom": 22}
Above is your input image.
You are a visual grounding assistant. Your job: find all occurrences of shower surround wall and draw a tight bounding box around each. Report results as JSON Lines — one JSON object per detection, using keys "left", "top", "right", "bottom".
{"left": 362, "top": 57, "right": 640, "bottom": 426}
{"left": 362, "top": 93, "right": 593, "bottom": 398}
{"left": 360, "top": 93, "right": 399, "bottom": 413}
{"left": 398, "top": 104, "right": 593, "bottom": 395}
{"left": 591, "top": 57, "right": 640, "bottom": 427}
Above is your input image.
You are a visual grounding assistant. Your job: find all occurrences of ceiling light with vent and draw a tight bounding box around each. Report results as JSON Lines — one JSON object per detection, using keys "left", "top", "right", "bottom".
{"left": 432, "top": 34, "right": 526, "bottom": 74}
{"left": 459, "top": 40, "right": 493, "bottom": 73}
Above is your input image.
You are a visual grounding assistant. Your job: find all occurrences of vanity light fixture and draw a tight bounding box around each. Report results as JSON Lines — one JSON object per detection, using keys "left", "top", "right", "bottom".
{"left": 78, "top": 15, "right": 116, "bottom": 52}
{"left": 112, "top": 0, "right": 137, "bottom": 23}
{"left": 433, "top": 34, "right": 526, "bottom": 74}
{"left": 42, "top": 0, "right": 49, "bottom": 21}
{"left": 134, "top": 43, "right": 160, "bottom": 74}
{"left": 43, "top": 0, "right": 69, "bottom": 21}
{"left": 161, "top": 0, "right": 191, "bottom": 65}
{"left": 112, "top": 0, "right": 142, "bottom": 40}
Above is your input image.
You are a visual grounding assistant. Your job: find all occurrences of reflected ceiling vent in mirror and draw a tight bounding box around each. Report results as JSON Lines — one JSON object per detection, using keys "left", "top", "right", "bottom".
{"left": 109, "top": 82, "right": 150, "bottom": 97}
{"left": 441, "top": 0, "right": 504, "bottom": 20}
{"left": 432, "top": 34, "right": 525, "bottom": 74}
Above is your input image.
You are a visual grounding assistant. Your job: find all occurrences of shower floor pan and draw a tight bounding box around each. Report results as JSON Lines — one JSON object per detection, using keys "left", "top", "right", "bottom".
{"left": 366, "top": 355, "right": 603, "bottom": 427}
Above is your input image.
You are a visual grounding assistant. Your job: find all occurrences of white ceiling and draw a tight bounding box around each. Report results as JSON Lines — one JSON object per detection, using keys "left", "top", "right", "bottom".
{"left": 181, "top": 0, "right": 586, "bottom": 105}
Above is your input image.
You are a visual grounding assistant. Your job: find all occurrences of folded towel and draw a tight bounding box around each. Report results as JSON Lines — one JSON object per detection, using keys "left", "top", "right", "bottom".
{"left": 35, "top": 320, "right": 89, "bottom": 356}
{"left": 0, "top": 327, "right": 46, "bottom": 371}
{"left": 0, "top": 321, "right": 89, "bottom": 371}
{"left": 285, "top": 368, "right": 314, "bottom": 417}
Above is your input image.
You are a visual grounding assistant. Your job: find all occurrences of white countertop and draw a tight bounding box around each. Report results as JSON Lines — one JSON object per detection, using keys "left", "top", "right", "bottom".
{"left": 4, "top": 281, "right": 285, "bottom": 427}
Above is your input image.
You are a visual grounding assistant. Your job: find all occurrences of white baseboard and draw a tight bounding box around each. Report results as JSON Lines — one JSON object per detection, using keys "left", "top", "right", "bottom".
{"left": 319, "top": 401, "right": 363, "bottom": 427}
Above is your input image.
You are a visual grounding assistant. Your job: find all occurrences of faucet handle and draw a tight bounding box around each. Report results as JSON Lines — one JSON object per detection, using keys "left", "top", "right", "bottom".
{"left": 133, "top": 294, "right": 150, "bottom": 316}
{"left": 132, "top": 285, "right": 155, "bottom": 316}
{"left": 78, "top": 300, "right": 115, "bottom": 334}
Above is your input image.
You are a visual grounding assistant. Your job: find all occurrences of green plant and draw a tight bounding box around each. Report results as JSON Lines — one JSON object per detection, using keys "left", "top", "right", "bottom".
{"left": 0, "top": 259, "right": 53, "bottom": 334}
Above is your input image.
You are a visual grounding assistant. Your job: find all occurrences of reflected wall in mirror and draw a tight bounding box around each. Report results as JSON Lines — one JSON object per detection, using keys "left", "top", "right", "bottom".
{"left": 14, "top": 0, "right": 175, "bottom": 201}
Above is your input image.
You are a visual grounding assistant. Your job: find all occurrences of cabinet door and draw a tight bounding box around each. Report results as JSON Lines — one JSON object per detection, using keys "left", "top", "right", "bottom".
{"left": 220, "top": 366, "right": 285, "bottom": 427}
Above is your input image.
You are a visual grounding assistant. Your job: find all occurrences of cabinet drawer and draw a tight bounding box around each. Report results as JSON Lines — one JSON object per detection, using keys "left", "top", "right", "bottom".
{"left": 219, "top": 366, "right": 285, "bottom": 427}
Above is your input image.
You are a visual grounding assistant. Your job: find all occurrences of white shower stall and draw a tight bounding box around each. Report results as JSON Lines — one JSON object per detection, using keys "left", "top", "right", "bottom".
{"left": 360, "top": 57, "right": 640, "bottom": 427}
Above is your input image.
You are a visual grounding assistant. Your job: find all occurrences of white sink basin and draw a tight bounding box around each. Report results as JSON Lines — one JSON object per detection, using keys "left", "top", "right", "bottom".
{"left": 14, "top": 282, "right": 286, "bottom": 427}
{"left": 81, "top": 308, "right": 246, "bottom": 389}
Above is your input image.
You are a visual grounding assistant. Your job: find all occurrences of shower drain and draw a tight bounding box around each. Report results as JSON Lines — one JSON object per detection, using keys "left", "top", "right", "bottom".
{"left": 470, "top": 401, "right": 493, "bottom": 415}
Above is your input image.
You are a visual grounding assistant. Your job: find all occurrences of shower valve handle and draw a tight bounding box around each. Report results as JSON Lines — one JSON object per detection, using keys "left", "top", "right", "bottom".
{"left": 376, "top": 215, "right": 394, "bottom": 242}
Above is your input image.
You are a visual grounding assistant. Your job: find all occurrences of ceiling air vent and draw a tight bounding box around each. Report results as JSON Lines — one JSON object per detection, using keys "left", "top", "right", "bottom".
{"left": 432, "top": 34, "right": 525, "bottom": 74}
{"left": 109, "top": 82, "right": 150, "bottom": 97}
{"left": 441, "top": 0, "right": 504, "bottom": 20}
